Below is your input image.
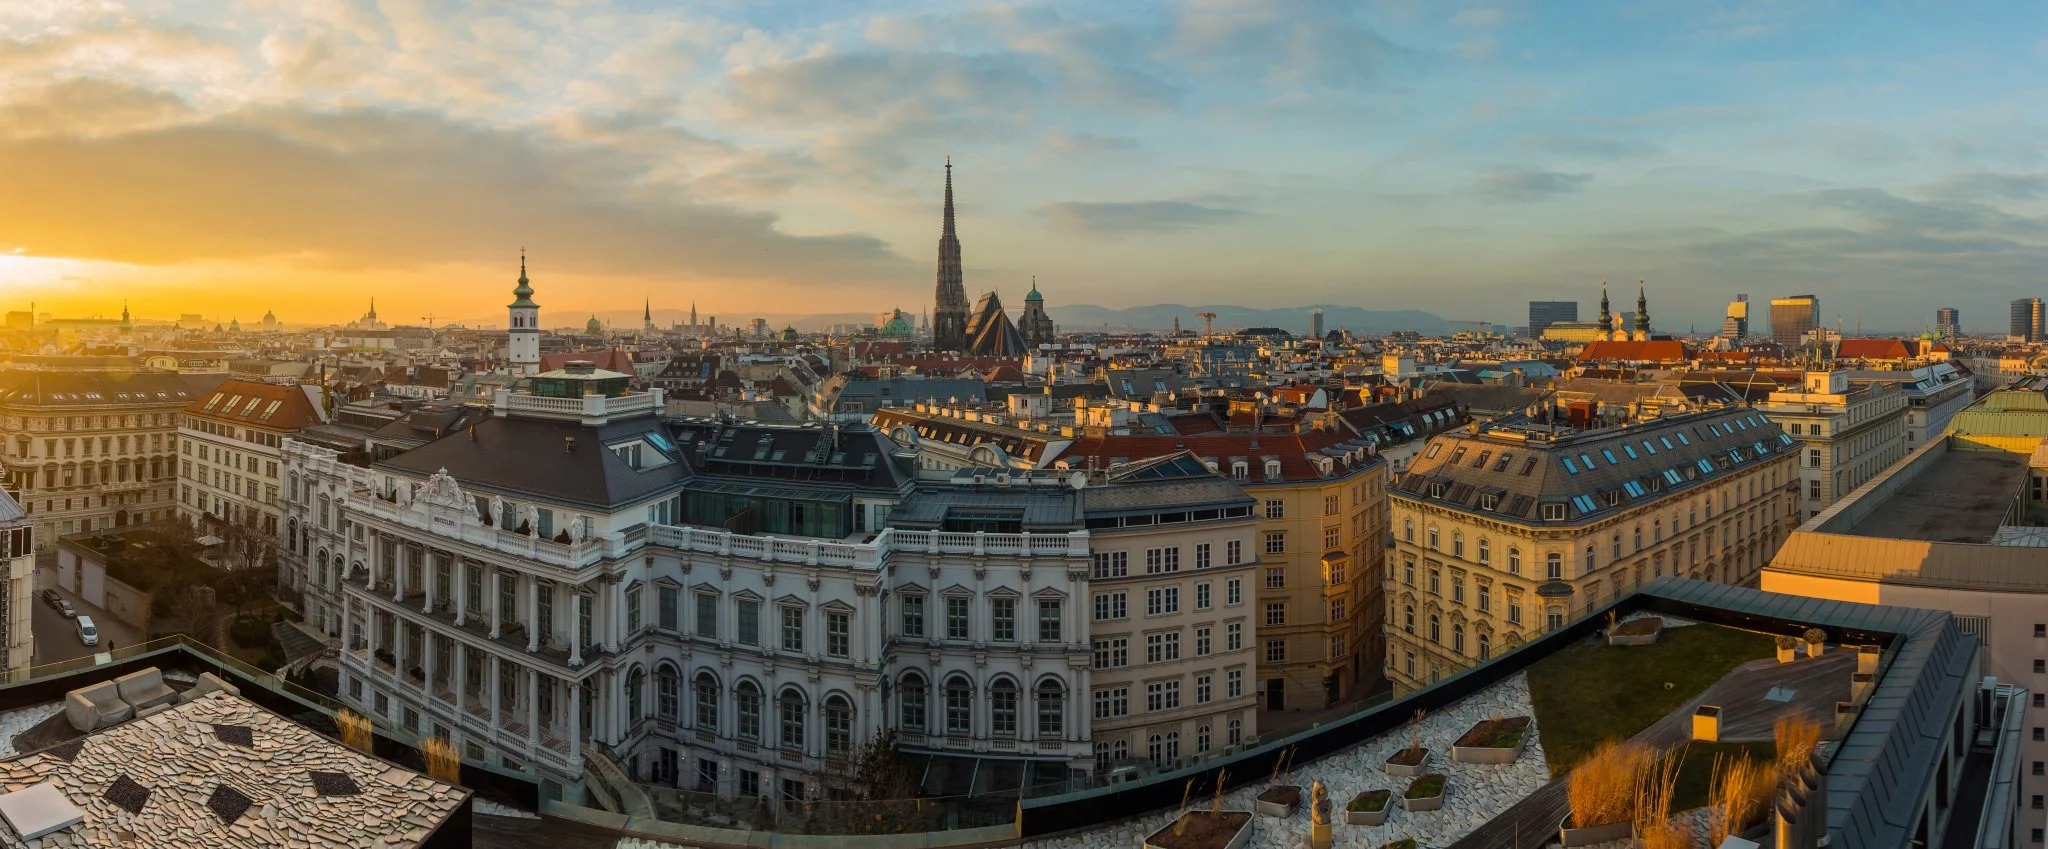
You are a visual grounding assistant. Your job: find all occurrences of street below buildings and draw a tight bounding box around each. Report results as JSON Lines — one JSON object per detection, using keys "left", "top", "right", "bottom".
{"left": 30, "top": 566, "right": 145, "bottom": 667}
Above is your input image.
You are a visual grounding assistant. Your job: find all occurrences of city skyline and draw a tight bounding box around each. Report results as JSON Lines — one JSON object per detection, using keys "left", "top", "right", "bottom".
{"left": 1, "top": 2, "right": 2044, "bottom": 330}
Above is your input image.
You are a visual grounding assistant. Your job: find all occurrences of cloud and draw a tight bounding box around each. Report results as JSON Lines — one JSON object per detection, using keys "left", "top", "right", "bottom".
{"left": 1455, "top": 38, "right": 1495, "bottom": 60}
{"left": 1475, "top": 168, "right": 1592, "bottom": 201}
{"left": 1041, "top": 130, "right": 1141, "bottom": 155}
{"left": 1165, "top": 1, "right": 1418, "bottom": 87}
{"left": 1451, "top": 8, "right": 1502, "bottom": 27}
{"left": 1520, "top": 135, "right": 1661, "bottom": 160}
{"left": 0, "top": 102, "right": 912, "bottom": 282}
{"left": 0, "top": 79, "right": 197, "bottom": 139}
{"left": 1926, "top": 172, "right": 2048, "bottom": 201}
{"left": 1039, "top": 199, "right": 1248, "bottom": 237}
{"left": 1597, "top": 105, "right": 1773, "bottom": 126}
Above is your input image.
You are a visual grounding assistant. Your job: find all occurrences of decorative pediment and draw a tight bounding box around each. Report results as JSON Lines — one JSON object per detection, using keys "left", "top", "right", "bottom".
{"left": 985, "top": 586, "right": 1021, "bottom": 600}
{"left": 939, "top": 584, "right": 974, "bottom": 598}
{"left": 820, "top": 600, "right": 855, "bottom": 614}
{"left": 688, "top": 581, "right": 722, "bottom": 596}
{"left": 774, "top": 593, "right": 809, "bottom": 609}
{"left": 1032, "top": 587, "right": 1067, "bottom": 600}
{"left": 732, "top": 589, "right": 764, "bottom": 603}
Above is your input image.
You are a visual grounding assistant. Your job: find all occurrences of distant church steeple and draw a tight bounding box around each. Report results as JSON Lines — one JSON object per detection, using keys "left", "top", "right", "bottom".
{"left": 1634, "top": 279, "right": 1650, "bottom": 340}
{"left": 932, "top": 158, "right": 969, "bottom": 352}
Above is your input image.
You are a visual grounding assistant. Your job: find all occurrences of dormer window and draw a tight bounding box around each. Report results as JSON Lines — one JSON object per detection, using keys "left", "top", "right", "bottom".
{"left": 1478, "top": 493, "right": 1500, "bottom": 511}
{"left": 1542, "top": 503, "right": 1567, "bottom": 521}
{"left": 1428, "top": 482, "right": 1448, "bottom": 499}
{"left": 1264, "top": 460, "right": 1282, "bottom": 479}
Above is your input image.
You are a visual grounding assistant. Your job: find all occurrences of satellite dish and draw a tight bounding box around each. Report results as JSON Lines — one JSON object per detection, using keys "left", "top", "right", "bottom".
{"left": 1069, "top": 472, "right": 1087, "bottom": 489}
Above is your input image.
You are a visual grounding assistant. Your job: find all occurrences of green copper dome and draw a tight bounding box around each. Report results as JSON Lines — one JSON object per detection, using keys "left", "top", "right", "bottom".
{"left": 510, "top": 252, "right": 538, "bottom": 308}
{"left": 586, "top": 314, "right": 603, "bottom": 334}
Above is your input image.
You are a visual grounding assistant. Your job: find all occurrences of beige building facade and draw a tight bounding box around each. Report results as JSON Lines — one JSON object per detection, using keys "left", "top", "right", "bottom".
{"left": 1757, "top": 371, "right": 1908, "bottom": 521}
{"left": 1385, "top": 407, "right": 1799, "bottom": 693}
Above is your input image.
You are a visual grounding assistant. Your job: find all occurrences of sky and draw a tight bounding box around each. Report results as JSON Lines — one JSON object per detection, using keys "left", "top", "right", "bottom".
{"left": 0, "top": 0, "right": 2044, "bottom": 332}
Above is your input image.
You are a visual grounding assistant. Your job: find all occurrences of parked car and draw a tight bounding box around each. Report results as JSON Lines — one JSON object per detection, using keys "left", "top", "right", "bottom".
{"left": 39, "top": 589, "right": 58, "bottom": 608}
{"left": 57, "top": 599, "right": 74, "bottom": 619}
{"left": 77, "top": 616, "right": 98, "bottom": 647}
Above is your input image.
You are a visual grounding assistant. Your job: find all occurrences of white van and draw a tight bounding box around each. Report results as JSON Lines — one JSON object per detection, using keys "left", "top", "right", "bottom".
{"left": 77, "top": 616, "right": 98, "bottom": 646}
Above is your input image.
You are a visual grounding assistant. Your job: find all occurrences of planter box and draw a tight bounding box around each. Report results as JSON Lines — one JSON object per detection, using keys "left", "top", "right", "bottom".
{"left": 1607, "top": 617, "right": 1663, "bottom": 646}
{"left": 1558, "top": 820, "right": 1633, "bottom": 846}
{"left": 1401, "top": 775, "right": 1447, "bottom": 813}
{"left": 1775, "top": 643, "right": 1797, "bottom": 663}
{"left": 1451, "top": 717, "right": 1531, "bottom": 764}
{"left": 1144, "top": 811, "right": 1255, "bottom": 849}
{"left": 1693, "top": 705, "right": 1721, "bottom": 742}
{"left": 1384, "top": 747, "right": 1430, "bottom": 777}
{"left": 1254, "top": 786, "right": 1301, "bottom": 819}
{"left": 1344, "top": 791, "right": 1391, "bottom": 826}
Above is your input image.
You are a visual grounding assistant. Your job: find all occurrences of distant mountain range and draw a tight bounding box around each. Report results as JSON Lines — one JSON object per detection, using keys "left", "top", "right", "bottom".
{"left": 563, "top": 304, "right": 1457, "bottom": 335}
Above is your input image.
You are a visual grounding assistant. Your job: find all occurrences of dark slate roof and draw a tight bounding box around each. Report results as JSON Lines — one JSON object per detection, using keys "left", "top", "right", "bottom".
{"left": 668, "top": 420, "right": 917, "bottom": 495}
{"left": 0, "top": 370, "right": 207, "bottom": 407}
{"left": 374, "top": 414, "right": 691, "bottom": 509}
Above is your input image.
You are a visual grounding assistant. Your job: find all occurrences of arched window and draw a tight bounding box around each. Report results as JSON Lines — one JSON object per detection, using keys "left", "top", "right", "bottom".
{"left": 1479, "top": 634, "right": 1492, "bottom": 660}
{"left": 989, "top": 678, "right": 1019, "bottom": 736}
{"left": 1453, "top": 624, "right": 1465, "bottom": 656}
{"left": 318, "top": 494, "right": 331, "bottom": 529}
{"left": 1451, "top": 531, "right": 1464, "bottom": 558}
{"left": 1036, "top": 678, "right": 1066, "bottom": 737}
{"left": 1508, "top": 547, "right": 1521, "bottom": 574}
{"left": 735, "top": 681, "right": 762, "bottom": 741}
{"left": 1546, "top": 552, "right": 1563, "bottom": 580}
{"left": 1477, "top": 538, "right": 1490, "bottom": 565}
{"left": 1584, "top": 546, "right": 1596, "bottom": 572}
{"left": 1427, "top": 525, "right": 1440, "bottom": 550}
{"left": 1403, "top": 519, "right": 1414, "bottom": 542}
{"left": 1614, "top": 533, "right": 1624, "bottom": 558}
{"left": 899, "top": 673, "right": 927, "bottom": 731}
{"left": 1148, "top": 734, "right": 1165, "bottom": 767}
{"left": 693, "top": 671, "right": 719, "bottom": 730}
{"left": 1654, "top": 518, "right": 1663, "bottom": 542}
{"left": 288, "top": 520, "right": 299, "bottom": 552}
{"left": 656, "top": 665, "right": 680, "bottom": 719}
{"left": 1632, "top": 526, "right": 1641, "bottom": 551}
{"left": 1403, "top": 606, "right": 1415, "bottom": 634}
{"left": 626, "top": 667, "right": 646, "bottom": 724}
{"left": 944, "top": 675, "right": 973, "bottom": 734}
{"left": 778, "top": 688, "right": 806, "bottom": 749}
{"left": 824, "top": 695, "right": 853, "bottom": 755}
{"left": 1429, "top": 614, "right": 1441, "bottom": 644}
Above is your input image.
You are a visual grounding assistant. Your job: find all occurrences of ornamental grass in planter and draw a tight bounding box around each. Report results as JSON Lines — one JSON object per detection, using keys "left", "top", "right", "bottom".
{"left": 1451, "top": 714, "right": 1531, "bottom": 764}
{"left": 1402, "top": 774, "right": 1447, "bottom": 812}
{"left": 1705, "top": 752, "right": 1777, "bottom": 847}
{"left": 1802, "top": 627, "right": 1827, "bottom": 657}
{"left": 1147, "top": 771, "right": 1256, "bottom": 849}
{"left": 1255, "top": 749, "right": 1302, "bottom": 818}
{"left": 1774, "top": 635, "right": 1797, "bottom": 663}
{"left": 1385, "top": 708, "right": 1431, "bottom": 776}
{"left": 1345, "top": 790, "right": 1392, "bottom": 826}
{"left": 1560, "top": 739, "right": 1652, "bottom": 847}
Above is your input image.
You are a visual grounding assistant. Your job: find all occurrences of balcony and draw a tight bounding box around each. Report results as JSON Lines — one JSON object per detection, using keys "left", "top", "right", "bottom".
{"left": 493, "top": 388, "right": 662, "bottom": 425}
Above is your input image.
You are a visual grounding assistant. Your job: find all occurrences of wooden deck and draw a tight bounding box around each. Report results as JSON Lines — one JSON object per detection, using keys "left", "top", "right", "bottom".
{"left": 1447, "top": 649, "right": 1855, "bottom": 849}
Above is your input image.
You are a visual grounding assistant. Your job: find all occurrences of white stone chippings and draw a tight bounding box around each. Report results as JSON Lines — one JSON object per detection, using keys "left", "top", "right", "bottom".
{"left": 1017, "top": 672, "right": 1550, "bottom": 849}
{"left": 474, "top": 798, "right": 539, "bottom": 819}
{"left": 1617, "top": 611, "right": 1699, "bottom": 629}
{"left": 0, "top": 704, "right": 65, "bottom": 758}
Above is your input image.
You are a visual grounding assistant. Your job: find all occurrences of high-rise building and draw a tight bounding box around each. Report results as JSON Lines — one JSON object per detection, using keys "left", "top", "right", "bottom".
{"left": 932, "top": 159, "right": 969, "bottom": 352}
{"left": 1722, "top": 295, "right": 1749, "bottom": 339}
{"left": 1934, "top": 307, "right": 1960, "bottom": 339}
{"left": 1526, "top": 301, "right": 1577, "bottom": 338}
{"left": 1770, "top": 295, "right": 1819, "bottom": 346}
{"left": 1310, "top": 309, "right": 1324, "bottom": 340}
{"left": 2011, "top": 298, "right": 2043, "bottom": 342}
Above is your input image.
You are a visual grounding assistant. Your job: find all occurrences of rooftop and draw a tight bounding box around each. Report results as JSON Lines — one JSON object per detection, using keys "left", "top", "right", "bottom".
{"left": 1845, "top": 448, "right": 2030, "bottom": 543}
{"left": 0, "top": 693, "right": 467, "bottom": 848}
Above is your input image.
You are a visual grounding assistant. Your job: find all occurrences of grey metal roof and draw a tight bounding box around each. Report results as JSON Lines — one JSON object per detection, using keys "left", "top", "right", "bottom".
{"left": 890, "top": 481, "right": 1084, "bottom": 530}
{"left": 1638, "top": 578, "right": 1977, "bottom": 849}
{"left": 375, "top": 414, "right": 691, "bottom": 510}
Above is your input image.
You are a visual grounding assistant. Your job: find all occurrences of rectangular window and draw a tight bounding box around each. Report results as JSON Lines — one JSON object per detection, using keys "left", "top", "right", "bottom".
{"left": 1264, "top": 499, "right": 1285, "bottom": 519}
{"left": 1195, "top": 543, "right": 1211, "bottom": 569}
{"left": 1265, "top": 567, "right": 1286, "bottom": 589}
{"left": 737, "top": 600, "right": 760, "bottom": 646}
{"left": 1092, "top": 638, "right": 1128, "bottom": 669}
{"left": 780, "top": 605, "right": 804, "bottom": 653}
{"left": 1265, "top": 639, "right": 1287, "bottom": 663}
{"left": 1146, "top": 547, "right": 1181, "bottom": 574}
{"left": 1094, "top": 591, "right": 1128, "bottom": 621}
{"left": 1146, "top": 681, "right": 1181, "bottom": 712}
{"left": 626, "top": 586, "right": 643, "bottom": 634}
{"left": 1265, "top": 602, "right": 1286, "bottom": 626}
{"left": 659, "top": 586, "right": 679, "bottom": 631}
{"left": 1226, "top": 621, "right": 1243, "bottom": 651}
{"left": 1226, "top": 578, "right": 1242, "bottom": 605}
{"left": 826, "top": 611, "right": 850, "bottom": 658}
{"left": 1145, "top": 632, "right": 1181, "bottom": 663}
{"left": 1146, "top": 587, "right": 1180, "bottom": 616}
{"left": 1227, "top": 668, "right": 1243, "bottom": 698}
{"left": 901, "top": 594, "right": 925, "bottom": 638}
{"left": 1038, "top": 599, "right": 1062, "bottom": 642}
{"left": 946, "top": 597, "right": 970, "bottom": 640}
{"left": 1324, "top": 525, "right": 1340, "bottom": 551}
{"left": 1195, "top": 582, "right": 1212, "bottom": 610}
{"left": 1197, "top": 674, "right": 1213, "bottom": 704}
{"left": 1227, "top": 539, "right": 1243, "bottom": 565}
{"left": 695, "top": 593, "right": 717, "bottom": 638}
{"left": 1093, "top": 687, "right": 1129, "bottom": 719}
{"left": 1196, "top": 626, "right": 1212, "bottom": 656}
{"left": 991, "top": 598, "right": 1016, "bottom": 641}
{"left": 1092, "top": 551, "right": 1128, "bottom": 578}
{"left": 1265, "top": 532, "right": 1286, "bottom": 554}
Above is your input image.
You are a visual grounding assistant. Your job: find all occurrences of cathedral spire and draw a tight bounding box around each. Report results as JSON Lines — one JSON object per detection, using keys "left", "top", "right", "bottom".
{"left": 1598, "top": 279, "right": 1610, "bottom": 328}
{"left": 1635, "top": 278, "right": 1649, "bottom": 335}
{"left": 943, "top": 156, "right": 956, "bottom": 238}
{"left": 932, "top": 158, "right": 969, "bottom": 352}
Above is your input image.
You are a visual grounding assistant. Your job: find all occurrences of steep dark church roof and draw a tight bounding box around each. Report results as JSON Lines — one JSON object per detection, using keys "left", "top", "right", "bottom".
{"left": 964, "top": 291, "right": 1025, "bottom": 357}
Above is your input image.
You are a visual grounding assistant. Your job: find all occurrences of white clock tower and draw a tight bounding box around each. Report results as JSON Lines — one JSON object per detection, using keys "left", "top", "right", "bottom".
{"left": 508, "top": 251, "right": 541, "bottom": 375}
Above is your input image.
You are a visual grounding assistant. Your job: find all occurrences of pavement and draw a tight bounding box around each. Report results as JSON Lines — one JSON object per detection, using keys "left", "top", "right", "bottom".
{"left": 30, "top": 566, "right": 145, "bottom": 667}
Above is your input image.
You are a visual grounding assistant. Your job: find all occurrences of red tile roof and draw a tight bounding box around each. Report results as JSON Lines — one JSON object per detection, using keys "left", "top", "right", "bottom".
{"left": 1834, "top": 338, "right": 1913, "bottom": 360}
{"left": 185, "top": 379, "right": 323, "bottom": 431}
{"left": 1577, "top": 340, "right": 1689, "bottom": 362}
{"left": 541, "top": 349, "right": 637, "bottom": 373}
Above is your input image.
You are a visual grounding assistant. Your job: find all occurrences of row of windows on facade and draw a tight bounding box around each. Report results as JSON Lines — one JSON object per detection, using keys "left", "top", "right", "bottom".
{"left": 17, "top": 431, "right": 169, "bottom": 461}
{"left": 1261, "top": 489, "right": 1376, "bottom": 520}
{"left": 7, "top": 412, "right": 177, "bottom": 435}
{"left": 1402, "top": 497, "right": 1772, "bottom": 579}
{"left": 1093, "top": 715, "right": 1245, "bottom": 773}
{"left": 1089, "top": 671, "right": 1245, "bottom": 720}
{"left": 186, "top": 438, "right": 280, "bottom": 477}
{"left": 1093, "top": 625, "right": 1346, "bottom": 669}
{"left": 23, "top": 457, "right": 165, "bottom": 489}
{"left": 334, "top": 562, "right": 1070, "bottom": 655}
{"left": 1090, "top": 585, "right": 1346, "bottom": 628}
{"left": 1091, "top": 541, "right": 1247, "bottom": 578}
{"left": 21, "top": 490, "right": 162, "bottom": 518}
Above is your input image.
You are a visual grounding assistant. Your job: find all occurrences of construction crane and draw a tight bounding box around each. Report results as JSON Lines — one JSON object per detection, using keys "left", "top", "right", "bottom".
{"left": 1196, "top": 311, "right": 1218, "bottom": 337}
